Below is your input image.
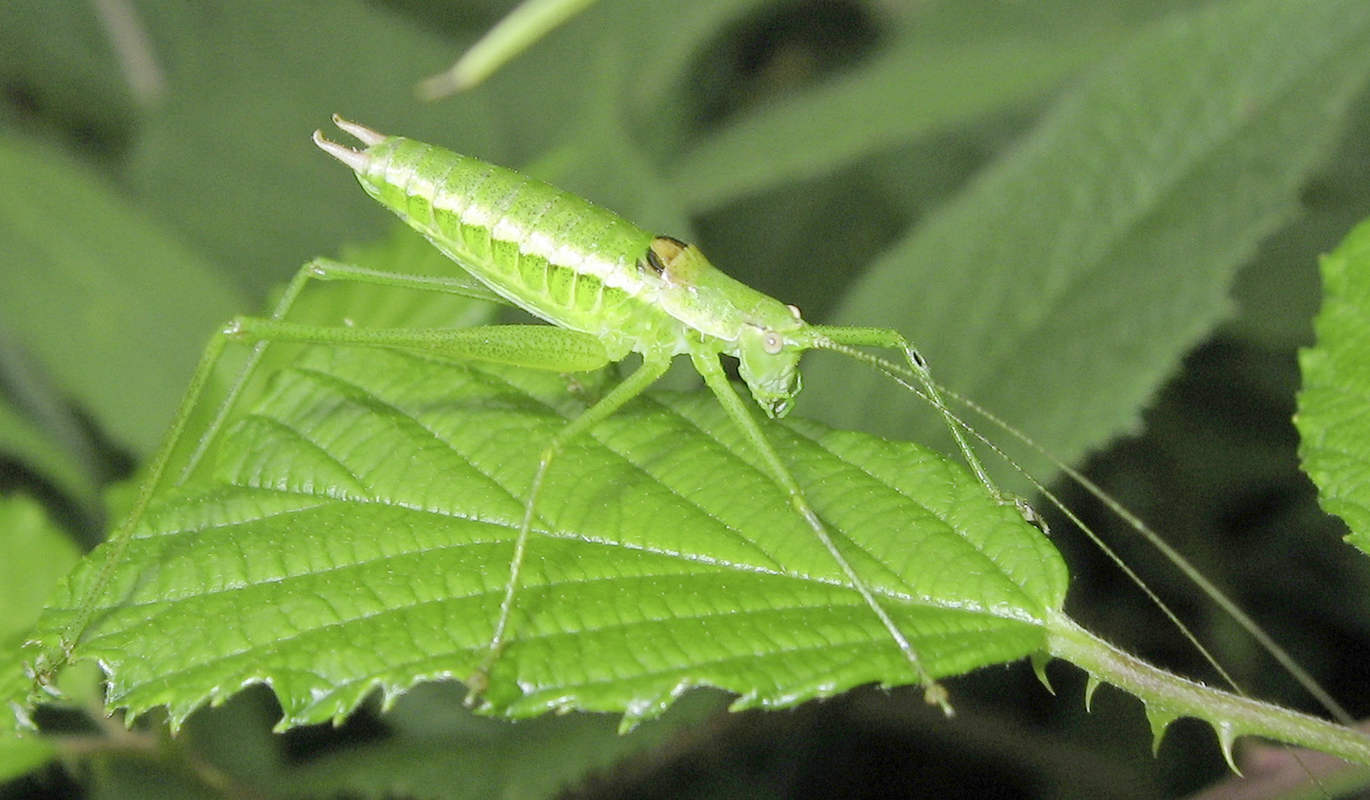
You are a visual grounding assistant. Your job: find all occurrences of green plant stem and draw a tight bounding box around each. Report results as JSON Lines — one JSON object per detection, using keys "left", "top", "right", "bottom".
{"left": 1046, "top": 612, "right": 1370, "bottom": 766}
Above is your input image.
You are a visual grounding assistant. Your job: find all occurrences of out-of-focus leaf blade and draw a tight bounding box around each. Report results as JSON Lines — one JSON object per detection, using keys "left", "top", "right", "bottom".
{"left": 0, "top": 495, "right": 78, "bottom": 646}
{"left": 1, "top": 494, "right": 79, "bottom": 751}
{"left": 0, "top": 397, "right": 94, "bottom": 505}
{"left": 0, "top": 133, "right": 244, "bottom": 455}
{"left": 0, "top": 3, "right": 137, "bottom": 129}
{"left": 122, "top": 0, "right": 500, "bottom": 297}
{"left": 1297, "top": 218, "right": 1370, "bottom": 554}
{"left": 807, "top": 0, "right": 1370, "bottom": 487}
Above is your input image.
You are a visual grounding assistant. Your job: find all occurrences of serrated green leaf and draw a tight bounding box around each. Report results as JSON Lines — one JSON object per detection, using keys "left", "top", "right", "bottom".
{"left": 1297, "top": 218, "right": 1370, "bottom": 553}
{"left": 32, "top": 344, "right": 1066, "bottom": 731}
{"left": 0, "top": 132, "right": 245, "bottom": 455}
{"left": 806, "top": 0, "right": 1370, "bottom": 487}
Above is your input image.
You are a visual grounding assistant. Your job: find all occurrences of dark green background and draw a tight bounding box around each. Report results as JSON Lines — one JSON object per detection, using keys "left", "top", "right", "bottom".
{"left": 3, "top": 1, "right": 1370, "bottom": 797}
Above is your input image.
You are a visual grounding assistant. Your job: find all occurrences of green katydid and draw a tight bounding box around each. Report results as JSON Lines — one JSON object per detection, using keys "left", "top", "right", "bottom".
{"left": 41, "top": 114, "right": 1033, "bottom": 714}
{"left": 32, "top": 117, "right": 1366, "bottom": 767}
{"left": 300, "top": 114, "right": 1026, "bottom": 711}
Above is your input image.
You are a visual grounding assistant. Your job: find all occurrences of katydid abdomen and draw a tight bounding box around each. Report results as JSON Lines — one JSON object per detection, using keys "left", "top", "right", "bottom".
{"left": 346, "top": 133, "right": 683, "bottom": 360}
{"left": 320, "top": 120, "right": 813, "bottom": 415}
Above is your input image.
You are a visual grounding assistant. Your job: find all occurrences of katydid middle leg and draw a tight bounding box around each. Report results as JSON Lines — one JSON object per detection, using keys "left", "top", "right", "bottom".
{"left": 467, "top": 352, "right": 674, "bottom": 701}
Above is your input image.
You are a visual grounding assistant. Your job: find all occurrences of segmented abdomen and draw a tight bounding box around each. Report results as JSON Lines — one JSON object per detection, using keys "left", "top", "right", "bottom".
{"left": 353, "top": 136, "right": 674, "bottom": 357}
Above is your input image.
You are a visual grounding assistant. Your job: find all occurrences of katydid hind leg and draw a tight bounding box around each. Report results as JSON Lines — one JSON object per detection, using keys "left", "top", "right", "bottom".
{"left": 466, "top": 354, "right": 673, "bottom": 705}
{"left": 689, "top": 350, "right": 952, "bottom": 714}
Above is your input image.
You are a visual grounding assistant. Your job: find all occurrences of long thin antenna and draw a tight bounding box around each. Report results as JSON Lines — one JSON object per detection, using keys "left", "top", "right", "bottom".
{"left": 817, "top": 341, "right": 1350, "bottom": 725}
{"left": 934, "top": 377, "right": 1355, "bottom": 726}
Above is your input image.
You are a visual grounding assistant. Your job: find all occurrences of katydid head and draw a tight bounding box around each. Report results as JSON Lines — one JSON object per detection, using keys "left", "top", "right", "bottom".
{"left": 644, "top": 234, "right": 807, "bottom": 417}
{"left": 737, "top": 317, "right": 804, "bottom": 419}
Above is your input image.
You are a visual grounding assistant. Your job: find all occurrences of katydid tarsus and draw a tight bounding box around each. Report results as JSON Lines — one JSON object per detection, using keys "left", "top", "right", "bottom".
{"left": 41, "top": 116, "right": 1336, "bottom": 732}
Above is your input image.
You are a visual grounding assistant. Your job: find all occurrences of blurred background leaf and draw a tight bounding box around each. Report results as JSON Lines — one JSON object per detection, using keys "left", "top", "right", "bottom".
{"left": 805, "top": 0, "right": 1370, "bottom": 489}
{"left": 4, "top": 0, "right": 1370, "bottom": 797}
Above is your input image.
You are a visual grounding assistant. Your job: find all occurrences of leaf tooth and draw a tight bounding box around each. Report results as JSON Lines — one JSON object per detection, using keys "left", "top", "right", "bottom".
{"left": 1083, "top": 674, "right": 1102, "bottom": 712}
{"left": 378, "top": 681, "right": 408, "bottom": 714}
{"left": 727, "top": 688, "right": 763, "bottom": 713}
{"left": 617, "top": 711, "right": 644, "bottom": 735}
{"left": 619, "top": 687, "right": 671, "bottom": 734}
{"left": 1214, "top": 721, "right": 1243, "bottom": 776}
{"left": 1142, "top": 703, "right": 1179, "bottom": 754}
{"left": 165, "top": 699, "right": 198, "bottom": 733}
{"left": 153, "top": 684, "right": 214, "bottom": 733}
{"left": 1030, "top": 652, "right": 1054, "bottom": 695}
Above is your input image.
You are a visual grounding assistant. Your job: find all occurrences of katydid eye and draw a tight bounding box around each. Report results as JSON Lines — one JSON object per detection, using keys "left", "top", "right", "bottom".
{"left": 763, "top": 332, "right": 783, "bottom": 354}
